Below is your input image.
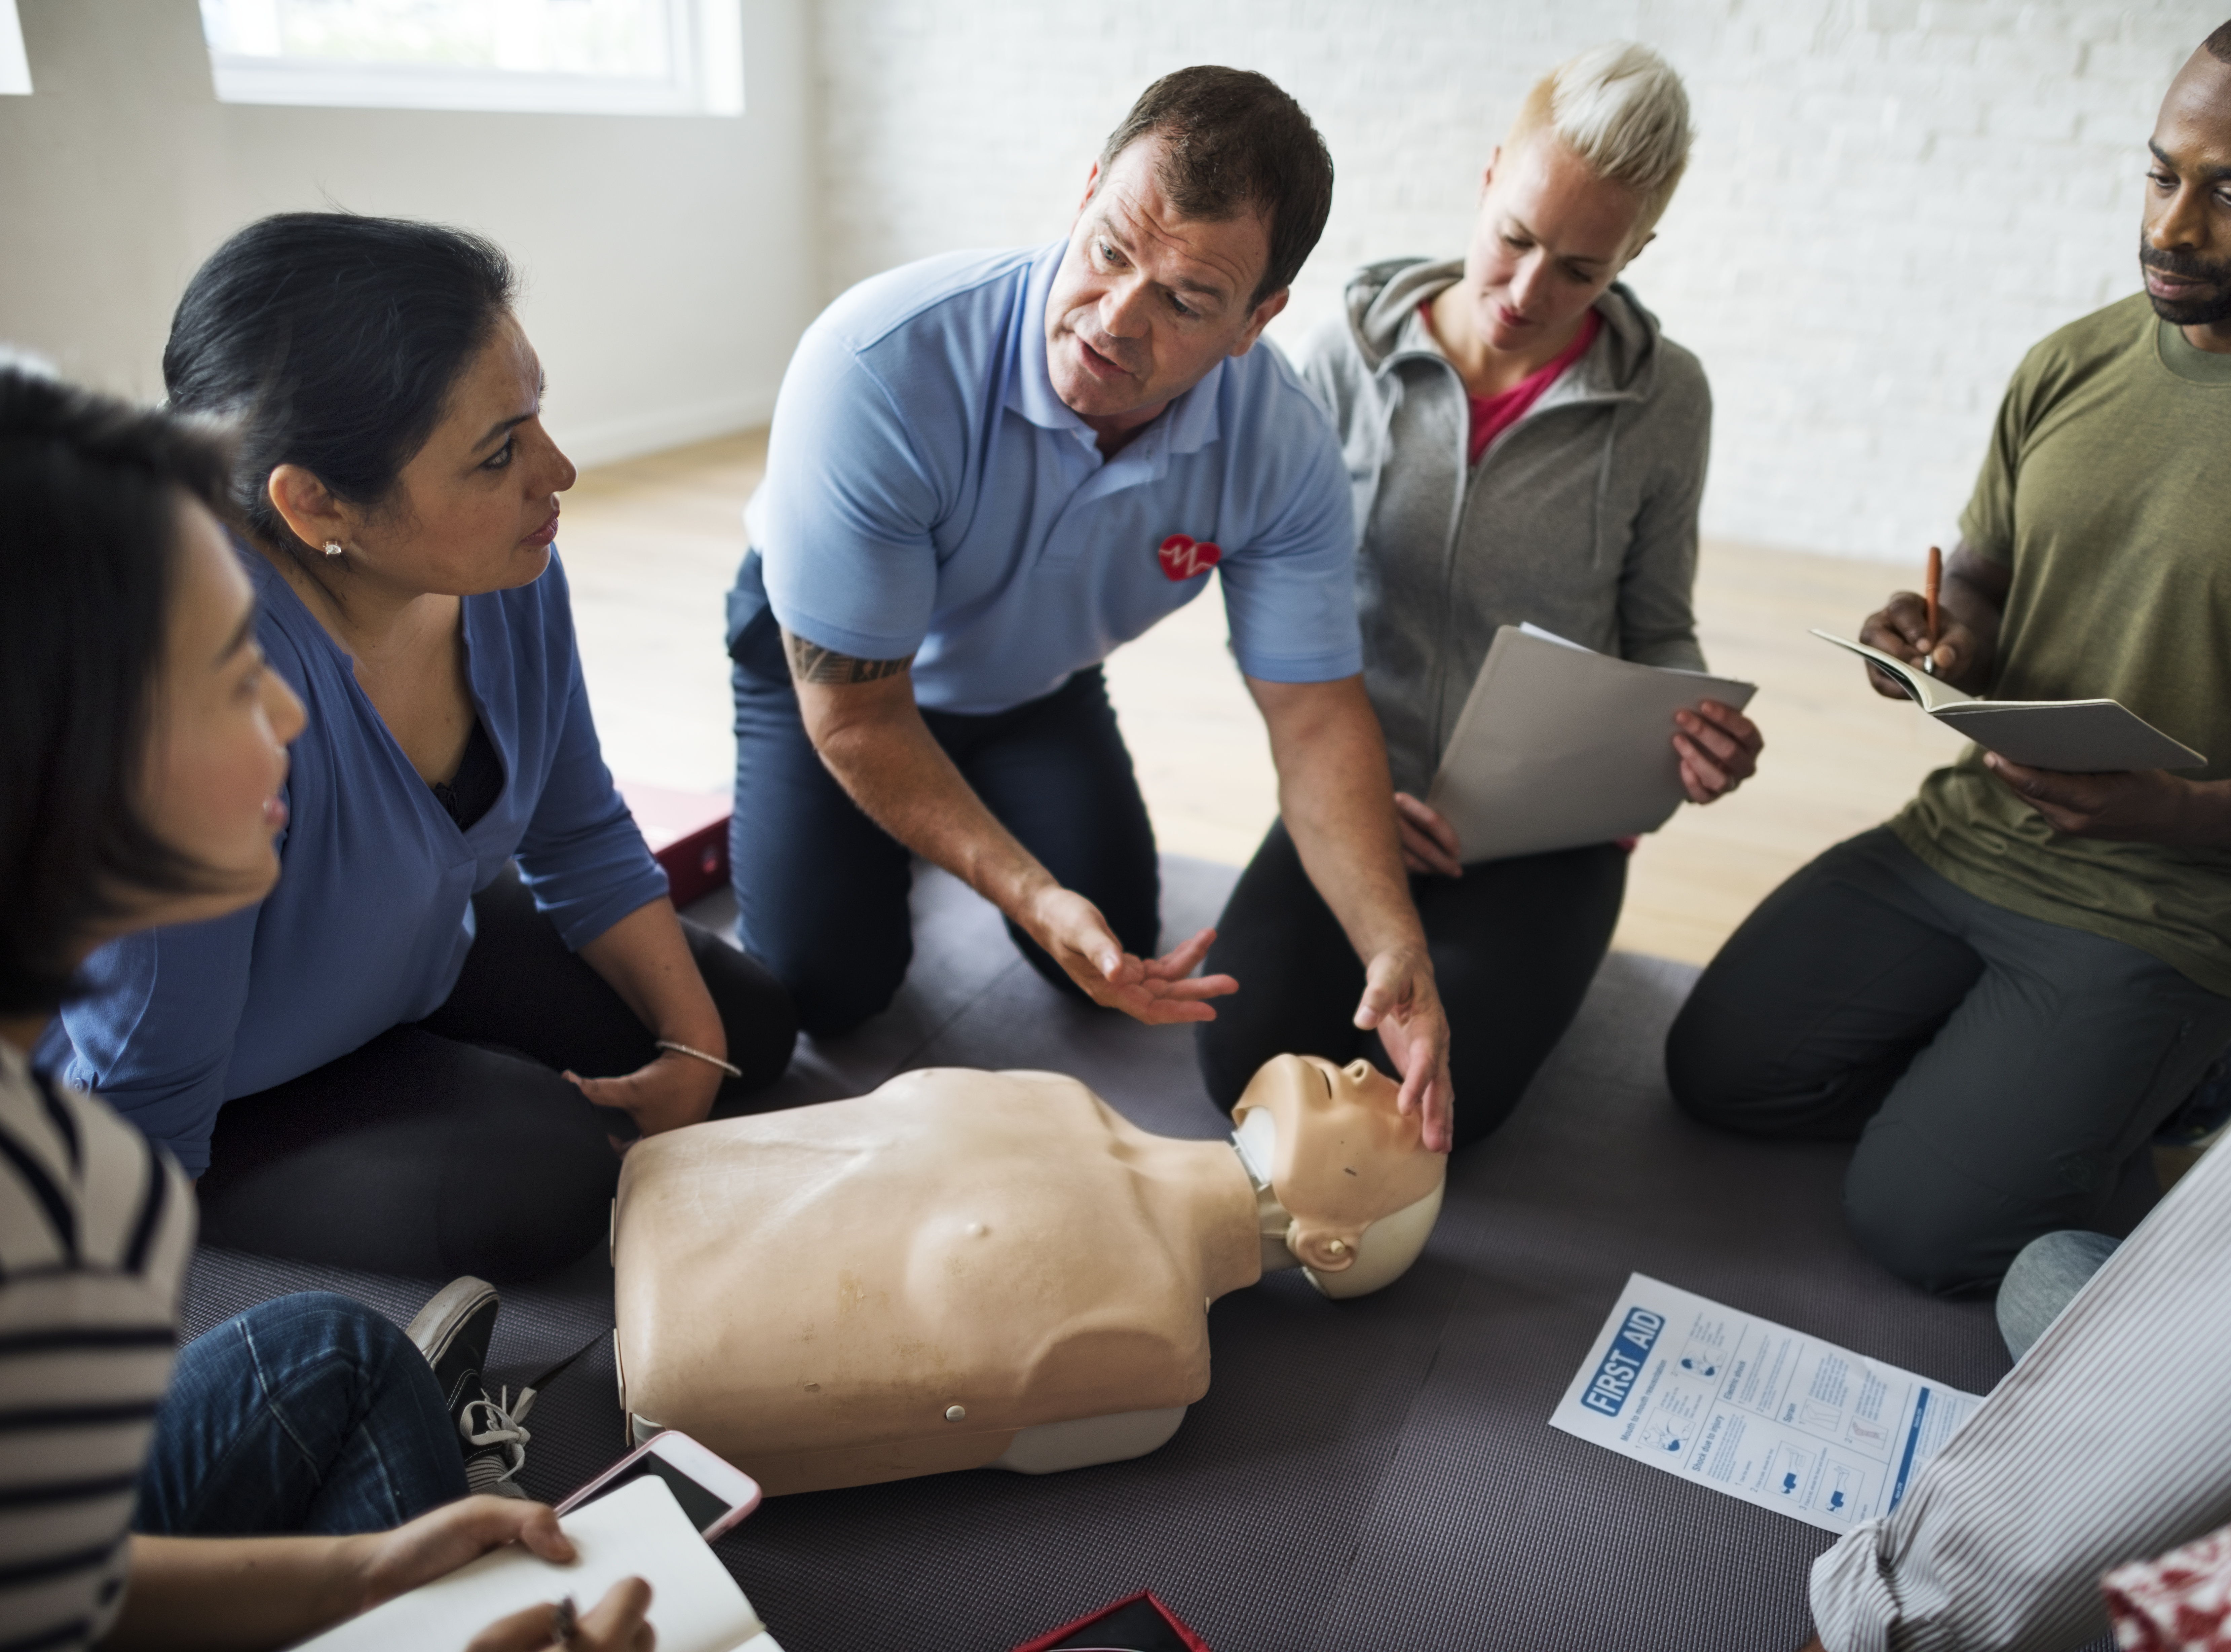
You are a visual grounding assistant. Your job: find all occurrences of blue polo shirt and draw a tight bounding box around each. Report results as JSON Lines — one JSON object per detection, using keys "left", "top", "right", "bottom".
{"left": 728, "top": 241, "right": 1362, "bottom": 715}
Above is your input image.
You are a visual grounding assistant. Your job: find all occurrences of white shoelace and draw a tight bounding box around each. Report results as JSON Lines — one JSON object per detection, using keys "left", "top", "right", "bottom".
{"left": 459, "top": 1384, "right": 537, "bottom": 1482}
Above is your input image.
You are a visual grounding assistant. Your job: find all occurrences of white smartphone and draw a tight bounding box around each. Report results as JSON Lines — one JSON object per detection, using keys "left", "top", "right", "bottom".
{"left": 554, "top": 1429, "right": 762, "bottom": 1540}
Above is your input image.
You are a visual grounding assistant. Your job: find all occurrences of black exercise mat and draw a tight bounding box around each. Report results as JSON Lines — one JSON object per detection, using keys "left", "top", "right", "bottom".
{"left": 178, "top": 858, "right": 2013, "bottom": 1652}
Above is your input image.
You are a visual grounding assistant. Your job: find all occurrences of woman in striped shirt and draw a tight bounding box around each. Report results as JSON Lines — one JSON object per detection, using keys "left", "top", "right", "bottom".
{"left": 0, "top": 368, "right": 647, "bottom": 1649}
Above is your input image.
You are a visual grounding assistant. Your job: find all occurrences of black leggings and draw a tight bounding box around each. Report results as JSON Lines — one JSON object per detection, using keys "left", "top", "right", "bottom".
{"left": 1194, "top": 822, "right": 1627, "bottom": 1150}
{"left": 195, "top": 866, "right": 797, "bottom": 1281}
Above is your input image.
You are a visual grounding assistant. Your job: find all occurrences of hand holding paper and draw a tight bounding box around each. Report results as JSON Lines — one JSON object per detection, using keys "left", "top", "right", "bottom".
{"left": 298, "top": 1477, "right": 779, "bottom": 1652}
{"left": 1672, "top": 700, "right": 1764, "bottom": 803}
{"left": 465, "top": 1579, "right": 653, "bottom": 1652}
{"left": 1424, "top": 625, "right": 1758, "bottom": 864}
{"left": 1983, "top": 753, "right": 2231, "bottom": 846}
{"left": 1393, "top": 792, "right": 1464, "bottom": 878}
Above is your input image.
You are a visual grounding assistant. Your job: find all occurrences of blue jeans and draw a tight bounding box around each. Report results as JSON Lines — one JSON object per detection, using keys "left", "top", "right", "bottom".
{"left": 136, "top": 1293, "right": 467, "bottom": 1536}
{"left": 1995, "top": 1230, "right": 2120, "bottom": 1362}
{"left": 729, "top": 659, "right": 1160, "bottom": 1036}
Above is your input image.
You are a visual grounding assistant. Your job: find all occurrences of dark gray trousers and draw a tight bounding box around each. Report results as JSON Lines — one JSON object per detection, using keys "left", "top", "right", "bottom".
{"left": 1666, "top": 827, "right": 2231, "bottom": 1296}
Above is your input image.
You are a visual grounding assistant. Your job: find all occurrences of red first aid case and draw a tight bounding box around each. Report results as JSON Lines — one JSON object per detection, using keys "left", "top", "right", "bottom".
{"left": 1013, "top": 1588, "right": 1209, "bottom": 1652}
{"left": 616, "top": 783, "right": 730, "bottom": 909}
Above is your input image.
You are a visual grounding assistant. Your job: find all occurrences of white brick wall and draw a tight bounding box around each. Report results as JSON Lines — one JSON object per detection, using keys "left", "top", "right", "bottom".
{"left": 814, "top": 0, "right": 2218, "bottom": 559}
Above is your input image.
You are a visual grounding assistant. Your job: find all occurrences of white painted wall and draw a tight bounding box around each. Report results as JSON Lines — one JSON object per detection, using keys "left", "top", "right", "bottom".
{"left": 814, "top": 0, "right": 2219, "bottom": 560}
{"left": 4, "top": 2, "right": 2215, "bottom": 553}
{"left": 0, "top": 0, "right": 819, "bottom": 466}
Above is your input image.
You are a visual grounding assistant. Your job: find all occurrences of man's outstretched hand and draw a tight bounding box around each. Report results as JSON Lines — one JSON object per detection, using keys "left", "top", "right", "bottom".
{"left": 1028, "top": 886, "right": 1238, "bottom": 1024}
{"left": 1354, "top": 946, "right": 1454, "bottom": 1152}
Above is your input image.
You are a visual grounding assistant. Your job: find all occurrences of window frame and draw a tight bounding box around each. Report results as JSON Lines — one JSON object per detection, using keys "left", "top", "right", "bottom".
{"left": 201, "top": 0, "right": 743, "bottom": 117}
{"left": 1, "top": 0, "right": 31, "bottom": 97}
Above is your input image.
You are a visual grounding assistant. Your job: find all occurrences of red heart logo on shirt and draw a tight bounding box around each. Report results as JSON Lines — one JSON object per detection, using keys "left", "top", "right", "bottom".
{"left": 1158, "top": 534, "right": 1222, "bottom": 581}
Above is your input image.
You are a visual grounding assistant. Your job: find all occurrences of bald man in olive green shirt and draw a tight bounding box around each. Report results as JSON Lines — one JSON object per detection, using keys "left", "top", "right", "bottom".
{"left": 1664, "top": 38, "right": 2231, "bottom": 1300}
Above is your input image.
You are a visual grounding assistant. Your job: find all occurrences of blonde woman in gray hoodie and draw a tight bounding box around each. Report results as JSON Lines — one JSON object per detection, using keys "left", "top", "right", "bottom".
{"left": 1197, "top": 42, "right": 1762, "bottom": 1149}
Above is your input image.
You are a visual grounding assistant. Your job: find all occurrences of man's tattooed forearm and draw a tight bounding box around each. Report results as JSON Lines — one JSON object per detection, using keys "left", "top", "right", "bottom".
{"left": 783, "top": 631, "right": 915, "bottom": 685}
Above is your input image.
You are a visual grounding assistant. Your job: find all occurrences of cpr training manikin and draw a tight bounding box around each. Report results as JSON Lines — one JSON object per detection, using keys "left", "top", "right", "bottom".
{"left": 611, "top": 1055, "right": 1447, "bottom": 1495}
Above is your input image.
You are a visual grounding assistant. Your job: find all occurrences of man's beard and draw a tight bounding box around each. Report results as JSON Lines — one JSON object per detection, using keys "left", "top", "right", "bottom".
{"left": 2141, "top": 236, "right": 2231, "bottom": 326}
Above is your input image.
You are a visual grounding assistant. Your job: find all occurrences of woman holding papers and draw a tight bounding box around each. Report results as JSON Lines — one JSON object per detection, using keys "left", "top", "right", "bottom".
{"left": 0, "top": 369, "right": 648, "bottom": 1650}
{"left": 1198, "top": 43, "right": 1760, "bottom": 1148}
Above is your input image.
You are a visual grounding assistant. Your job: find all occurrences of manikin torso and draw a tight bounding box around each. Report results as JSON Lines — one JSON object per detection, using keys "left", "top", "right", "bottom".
{"left": 613, "top": 1056, "right": 1444, "bottom": 1496}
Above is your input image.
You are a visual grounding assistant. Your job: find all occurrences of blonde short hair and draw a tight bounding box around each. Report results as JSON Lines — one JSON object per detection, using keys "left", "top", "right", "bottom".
{"left": 1507, "top": 42, "right": 1693, "bottom": 235}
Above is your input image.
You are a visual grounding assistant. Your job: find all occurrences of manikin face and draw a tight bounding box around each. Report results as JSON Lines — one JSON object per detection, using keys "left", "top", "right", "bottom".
{"left": 1043, "top": 136, "right": 1290, "bottom": 442}
{"left": 1455, "top": 135, "right": 1651, "bottom": 354}
{"left": 2140, "top": 50, "right": 2231, "bottom": 335}
{"left": 1233, "top": 1055, "right": 1447, "bottom": 1295}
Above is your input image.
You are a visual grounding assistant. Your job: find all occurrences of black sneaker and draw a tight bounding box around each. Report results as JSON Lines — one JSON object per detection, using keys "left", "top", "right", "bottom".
{"left": 406, "top": 1276, "right": 535, "bottom": 1499}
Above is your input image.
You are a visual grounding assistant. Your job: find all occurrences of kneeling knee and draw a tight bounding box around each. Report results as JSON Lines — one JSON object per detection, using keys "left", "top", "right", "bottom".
{"left": 791, "top": 971, "right": 903, "bottom": 1039}
{"left": 1664, "top": 993, "right": 1763, "bottom": 1130}
{"left": 1842, "top": 1177, "right": 2003, "bottom": 1297}
{"left": 750, "top": 934, "right": 904, "bottom": 1038}
{"left": 231, "top": 1291, "right": 412, "bottom": 1366}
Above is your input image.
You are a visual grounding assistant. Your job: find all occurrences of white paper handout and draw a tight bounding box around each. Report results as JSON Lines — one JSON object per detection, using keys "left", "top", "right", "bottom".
{"left": 294, "top": 1476, "right": 783, "bottom": 1652}
{"left": 1550, "top": 1274, "right": 1982, "bottom": 1534}
{"left": 1424, "top": 625, "right": 1756, "bottom": 864}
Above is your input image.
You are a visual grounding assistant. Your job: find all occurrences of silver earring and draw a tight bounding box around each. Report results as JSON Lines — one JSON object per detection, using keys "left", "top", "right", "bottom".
{"left": 322, "top": 540, "right": 345, "bottom": 559}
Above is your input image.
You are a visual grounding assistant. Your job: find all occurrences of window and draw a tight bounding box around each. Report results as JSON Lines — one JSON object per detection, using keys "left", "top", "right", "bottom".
{"left": 1, "top": 0, "right": 30, "bottom": 96}
{"left": 197, "top": 0, "right": 743, "bottom": 116}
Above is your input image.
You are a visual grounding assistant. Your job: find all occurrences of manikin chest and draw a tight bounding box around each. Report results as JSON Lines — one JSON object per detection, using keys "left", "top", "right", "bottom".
{"left": 612, "top": 1070, "right": 1260, "bottom": 1495}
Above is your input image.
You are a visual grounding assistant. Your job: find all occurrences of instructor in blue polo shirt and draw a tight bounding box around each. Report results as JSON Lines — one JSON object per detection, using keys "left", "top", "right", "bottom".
{"left": 727, "top": 67, "right": 1455, "bottom": 1145}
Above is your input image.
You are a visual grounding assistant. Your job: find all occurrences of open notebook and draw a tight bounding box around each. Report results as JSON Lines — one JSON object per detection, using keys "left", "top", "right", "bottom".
{"left": 1424, "top": 624, "right": 1756, "bottom": 864}
{"left": 1811, "top": 631, "right": 2205, "bottom": 772}
{"left": 293, "top": 1477, "right": 781, "bottom": 1652}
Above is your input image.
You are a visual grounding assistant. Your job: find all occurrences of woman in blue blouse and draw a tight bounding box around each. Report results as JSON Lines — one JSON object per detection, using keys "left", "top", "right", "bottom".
{"left": 46, "top": 214, "right": 796, "bottom": 1280}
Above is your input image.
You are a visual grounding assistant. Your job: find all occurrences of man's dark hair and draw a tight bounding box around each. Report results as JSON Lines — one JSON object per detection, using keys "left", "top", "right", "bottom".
{"left": 163, "top": 212, "right": 517, "bottom": 555}
{"left": 2207, "top": 20, "right": 2231, "bottom": 62}
{"left": 0, "top": 365, "right": 237, "bottom": 1014}
{"left": 1096, "top": 66, "right": 1334, "bottom": 308}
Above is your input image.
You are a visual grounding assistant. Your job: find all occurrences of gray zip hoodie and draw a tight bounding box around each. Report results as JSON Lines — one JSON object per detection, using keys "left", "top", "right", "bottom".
{"left": 1291, "top": 257, "right": 1713, "bottom": 798}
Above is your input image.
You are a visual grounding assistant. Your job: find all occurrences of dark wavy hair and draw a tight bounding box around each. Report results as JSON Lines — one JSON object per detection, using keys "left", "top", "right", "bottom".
{"left": 1097, "top": 66, "right": 1335, "bottom": 308}
{"left": 163, "top": 212, "right": 517, "bottom": 556}
{"left": 0, "top": 364, "right": 237, "bottom": 1014}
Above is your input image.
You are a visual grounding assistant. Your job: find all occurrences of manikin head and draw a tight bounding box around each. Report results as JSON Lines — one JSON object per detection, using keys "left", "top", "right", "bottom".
{"left": 1232, "top": 1054, "right": 1448, "bottom": 1300}
{"left": 1451, "top": 42, "right": 1692, "bottom": 355}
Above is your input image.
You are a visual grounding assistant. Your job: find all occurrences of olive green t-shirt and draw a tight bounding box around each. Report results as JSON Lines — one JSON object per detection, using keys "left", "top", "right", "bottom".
{"left": 1892, "top": 293, "right": 2231, "bottom": 996}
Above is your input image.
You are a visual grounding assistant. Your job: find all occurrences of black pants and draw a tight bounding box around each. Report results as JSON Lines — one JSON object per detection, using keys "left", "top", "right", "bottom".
{"left": 195, "top": 866, "right": 797, "bottom": 1282}
{"left": 1666, "top": 827, "right": 2231, "bottom": 1296}
{"left": 1195, "top": 821, "right": 1628, "bottom": 1150}
{"left": 730, "top": 663, "right": 1161, "bottom": 1036}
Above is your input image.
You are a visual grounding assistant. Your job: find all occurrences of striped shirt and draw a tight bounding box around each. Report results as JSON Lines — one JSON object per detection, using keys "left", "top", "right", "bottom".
{"left": 0, "top": 1038, "right": 192, "bottom": 1652}
{"left": 1810, "top": 1132, "right": 2231, "bottom": 1651}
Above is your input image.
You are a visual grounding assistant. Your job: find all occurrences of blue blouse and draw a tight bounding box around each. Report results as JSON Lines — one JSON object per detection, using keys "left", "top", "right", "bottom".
{"left": 43, "top": 544, "right": 668, "bottom": 1174}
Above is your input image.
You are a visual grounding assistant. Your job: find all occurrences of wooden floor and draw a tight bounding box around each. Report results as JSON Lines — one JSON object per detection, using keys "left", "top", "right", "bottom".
{"left": 557, "top": 430, "right": 1967, "bottom": 967}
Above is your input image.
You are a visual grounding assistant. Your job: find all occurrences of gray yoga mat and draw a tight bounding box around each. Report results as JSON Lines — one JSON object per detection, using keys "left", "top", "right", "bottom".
{"left": 181, "top": 857, "right": 2013, "bottom": 1652}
